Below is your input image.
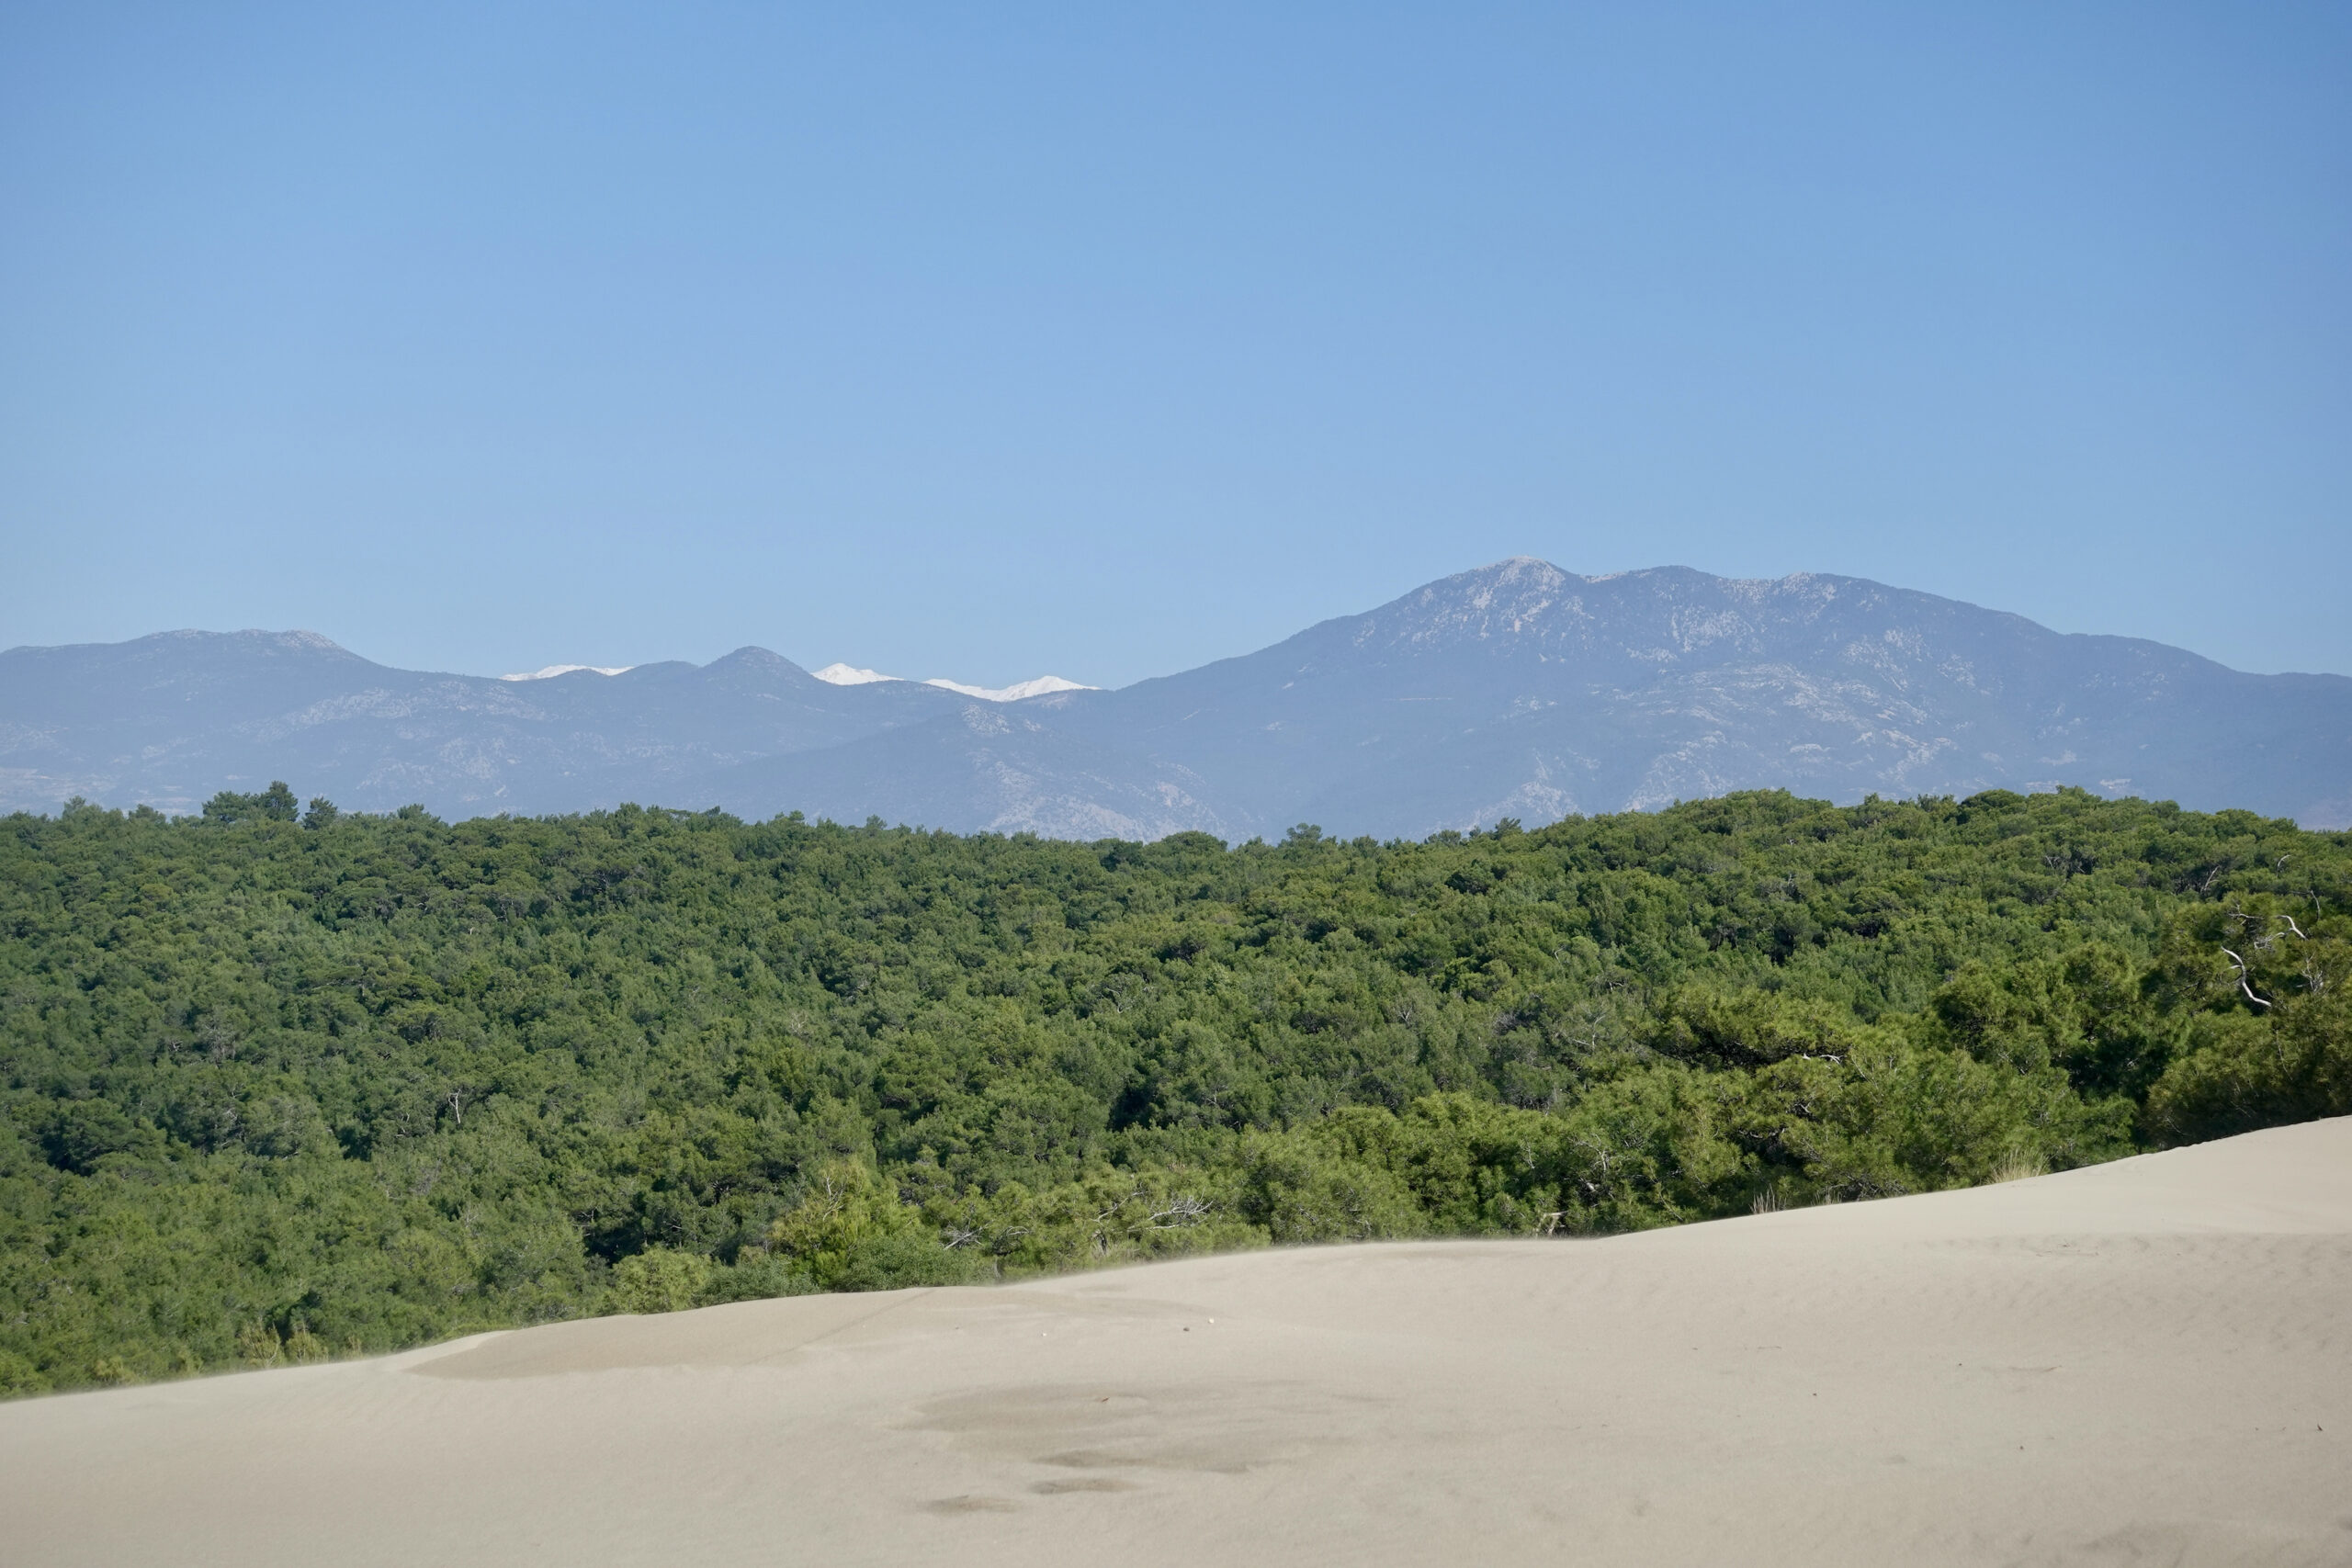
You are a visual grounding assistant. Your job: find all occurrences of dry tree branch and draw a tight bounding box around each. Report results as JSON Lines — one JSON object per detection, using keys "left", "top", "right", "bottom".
{"left": 1146, "top": 1196, "right": 1213, "bottom": 1229}
{"left": 2219, "top": 947, "right": 2273, "bottom": 1010}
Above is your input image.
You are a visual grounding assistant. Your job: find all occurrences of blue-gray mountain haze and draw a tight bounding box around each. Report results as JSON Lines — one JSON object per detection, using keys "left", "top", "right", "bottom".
{"left": 6, "top": 560, "right": 2346, "bottom": 836}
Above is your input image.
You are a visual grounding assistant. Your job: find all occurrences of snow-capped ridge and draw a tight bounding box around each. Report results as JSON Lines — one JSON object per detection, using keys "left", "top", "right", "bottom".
{"left": 811, "top": 663, "right": 1096, "bottom": 702}
{"left": 499, "top": 664, "right": 634, "bottom": 682}
{"left": 924, "top": 674, "right": 1094, "bottom": 703}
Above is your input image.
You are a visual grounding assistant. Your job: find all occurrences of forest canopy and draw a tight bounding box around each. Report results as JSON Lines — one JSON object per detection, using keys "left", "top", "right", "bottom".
{"left": 4, "top": 787, "right": 2346, "bottom": 1395}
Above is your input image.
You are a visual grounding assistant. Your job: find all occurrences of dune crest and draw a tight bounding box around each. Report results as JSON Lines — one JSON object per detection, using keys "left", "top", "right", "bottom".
{"left": 4, "top": 1119, "right": 2347, "bottom": 1567}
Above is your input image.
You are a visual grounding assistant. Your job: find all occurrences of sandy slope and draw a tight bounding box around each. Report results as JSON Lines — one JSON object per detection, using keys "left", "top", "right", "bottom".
{"left": 4, "top": 1121, "right": 2347, "bottom": 1568}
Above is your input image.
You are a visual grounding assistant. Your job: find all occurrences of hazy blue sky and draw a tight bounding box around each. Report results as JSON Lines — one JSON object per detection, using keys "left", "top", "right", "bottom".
{"left": 2, "top": 3, "right": 2346, "bottom": 685}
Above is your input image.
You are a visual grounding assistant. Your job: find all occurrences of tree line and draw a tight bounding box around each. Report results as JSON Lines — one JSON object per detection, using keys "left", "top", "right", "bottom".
{"left": 3, "top": 785, "right": 2345, "bottom": 1393}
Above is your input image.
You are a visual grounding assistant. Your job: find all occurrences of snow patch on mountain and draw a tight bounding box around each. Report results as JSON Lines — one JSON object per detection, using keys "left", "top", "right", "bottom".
{"left": 499, "top": 664, "right": 633, "bottom": 682}
{"left": 924, "top": 675, "right": 1095, "bottom": 703}
{"left": 812, "top": 664, "right": 1095, "bottom": 703}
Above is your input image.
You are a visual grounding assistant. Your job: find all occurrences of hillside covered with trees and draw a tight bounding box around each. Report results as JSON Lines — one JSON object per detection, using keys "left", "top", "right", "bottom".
{"left": 4, "top": 786, "right": 2346, "bottom": 1395}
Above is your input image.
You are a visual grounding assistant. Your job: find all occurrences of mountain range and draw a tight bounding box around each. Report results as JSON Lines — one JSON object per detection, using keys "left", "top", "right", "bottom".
{"left": 6, "top": 558, "right": 2346, "bottom": 835}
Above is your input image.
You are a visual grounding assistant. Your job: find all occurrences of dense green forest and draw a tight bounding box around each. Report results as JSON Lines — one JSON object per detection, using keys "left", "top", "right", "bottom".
{"left": 4, "top": 785, "right": 2346, "bottom": 1395}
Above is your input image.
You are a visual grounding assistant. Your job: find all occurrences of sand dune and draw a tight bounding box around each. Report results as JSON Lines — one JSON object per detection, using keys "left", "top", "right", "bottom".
{"left": 4, "top": 1119, "right": 2347, "bottom": 1567}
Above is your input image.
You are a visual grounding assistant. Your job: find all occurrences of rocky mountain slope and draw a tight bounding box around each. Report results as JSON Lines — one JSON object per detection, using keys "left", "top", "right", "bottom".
{"left": 1030, "top": 558, "right": 2352, "bottom": 835}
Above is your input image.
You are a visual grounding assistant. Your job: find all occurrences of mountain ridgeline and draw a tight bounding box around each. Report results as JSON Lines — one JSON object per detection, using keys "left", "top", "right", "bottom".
{"left": 6, "top": 559, "right": 2347, "bottom": 835}
{"left": 4, "top": 787, "right": 2348, "bottom": 1395}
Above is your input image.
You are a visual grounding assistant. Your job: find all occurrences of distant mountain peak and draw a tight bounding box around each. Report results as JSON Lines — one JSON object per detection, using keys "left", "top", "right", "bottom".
{"left": 135, "top": 626, "right": 357, "bottom": 652}
{"left": 1440, "top": 556, "right": 1573, "bottom": 595}
{"left": 1365, "top": 556, "right": 1580, "bottom": 649}
{"left": 1359, "top": 559, "right": 1891, "bottom": 661}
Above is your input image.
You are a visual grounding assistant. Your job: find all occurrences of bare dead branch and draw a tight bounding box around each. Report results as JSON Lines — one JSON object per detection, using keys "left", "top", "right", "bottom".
{"left": 2219, "top": 947, "right": 2273, "bottom": 1010}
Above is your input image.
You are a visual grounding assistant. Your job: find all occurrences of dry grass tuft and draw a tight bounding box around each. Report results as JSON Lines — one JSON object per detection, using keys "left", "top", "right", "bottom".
{"left": 1988, "top": 1151, "right": 2049, "bottom": 1185}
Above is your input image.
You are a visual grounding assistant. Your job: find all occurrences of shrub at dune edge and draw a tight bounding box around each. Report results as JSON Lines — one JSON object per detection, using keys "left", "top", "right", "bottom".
{"left": 2, "top": 786, "right": 2345, "bottom": 1395}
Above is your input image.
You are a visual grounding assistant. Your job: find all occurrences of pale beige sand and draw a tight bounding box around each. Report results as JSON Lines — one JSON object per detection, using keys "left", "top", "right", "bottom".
{"left": 5, "top": 1119, "right": 2348, "bottom": 1567}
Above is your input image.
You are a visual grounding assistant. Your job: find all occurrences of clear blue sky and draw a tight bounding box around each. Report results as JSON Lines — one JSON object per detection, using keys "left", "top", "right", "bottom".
{"left": 2, "top": 3, "right": 2346, "bottom": 685}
